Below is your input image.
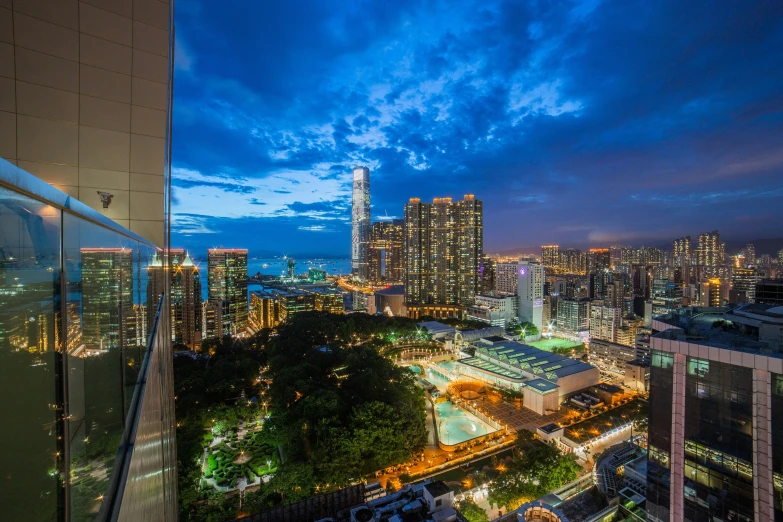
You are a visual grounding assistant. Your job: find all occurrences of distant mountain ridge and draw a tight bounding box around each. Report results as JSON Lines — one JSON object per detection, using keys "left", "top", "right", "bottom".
{"left": 491, "top": 237, "right": 783, "bottom": 258}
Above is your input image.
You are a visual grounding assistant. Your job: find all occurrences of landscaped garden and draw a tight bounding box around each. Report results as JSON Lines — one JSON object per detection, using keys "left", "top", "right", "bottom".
{"left": 563, "top": 399, "right": 647, "bottom": 444}
{"left": 204, "top": 429, "right": 280, "bottom": 490}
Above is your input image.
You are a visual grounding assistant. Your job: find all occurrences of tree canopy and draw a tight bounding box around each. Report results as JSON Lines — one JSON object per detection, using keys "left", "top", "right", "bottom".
{"left": 487, "top": 434, "right": 581, "bottom": 510}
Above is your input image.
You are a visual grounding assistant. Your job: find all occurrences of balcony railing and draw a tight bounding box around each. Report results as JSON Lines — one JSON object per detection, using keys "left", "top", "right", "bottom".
{"left": 0, "top": 159, "right": 176, "bottom": 521}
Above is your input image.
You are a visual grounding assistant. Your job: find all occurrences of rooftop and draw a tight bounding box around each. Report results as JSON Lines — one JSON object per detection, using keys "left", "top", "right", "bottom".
{"left": 474, "top": 342, "right": 596, "bottom": 380}
{"left": 523, "top": 378, "right": 560, "bottom": 394}
{"left": 653, "top": 305, "right": 783, "bottom": 356}
{"left": 424, "top": 481, "right": 451, "bottom": 498}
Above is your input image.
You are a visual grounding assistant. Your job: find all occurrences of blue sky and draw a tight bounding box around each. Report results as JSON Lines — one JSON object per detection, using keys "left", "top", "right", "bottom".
{"left": 171, "top": 0, "right": 783, "bottom": 256}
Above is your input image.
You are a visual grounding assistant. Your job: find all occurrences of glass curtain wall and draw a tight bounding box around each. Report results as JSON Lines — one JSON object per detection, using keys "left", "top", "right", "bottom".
{"left": 0, "top": 183, "right": 159, "bottom": 521}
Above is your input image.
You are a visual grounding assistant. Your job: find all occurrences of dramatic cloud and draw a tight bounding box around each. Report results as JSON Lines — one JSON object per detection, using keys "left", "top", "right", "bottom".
{"left": 172, "top": 0, "right": 783, "bottom": 255}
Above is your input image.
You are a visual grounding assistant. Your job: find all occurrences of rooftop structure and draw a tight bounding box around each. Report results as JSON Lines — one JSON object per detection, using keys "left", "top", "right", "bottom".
{"left": 457, "top": 340, "right": 599, "bottom": 414}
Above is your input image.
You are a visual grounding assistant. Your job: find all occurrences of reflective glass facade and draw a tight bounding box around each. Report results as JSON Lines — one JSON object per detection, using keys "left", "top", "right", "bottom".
{"left": 0, "top": 163, "right": 176, "bottom": 521}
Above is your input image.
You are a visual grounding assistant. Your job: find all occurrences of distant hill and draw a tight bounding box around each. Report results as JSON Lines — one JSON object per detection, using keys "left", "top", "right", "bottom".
{"left": 491, "top": 237, "right": 783, "bottom": 258}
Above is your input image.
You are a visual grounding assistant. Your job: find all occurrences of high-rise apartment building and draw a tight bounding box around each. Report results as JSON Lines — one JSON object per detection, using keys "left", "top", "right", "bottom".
{"left": 744, "top": 243, "right": 756, "bottom": 266}
{"left": 207, "top": 248, "right": 248, "bottom": 337}
{"left": 368, "top": 220, "right": 404, "bottom": 285}
{"left": 148, "top": 249, "right": 202, "bottom": 349}
{"left": 646, "top": 306, "right": 783, "bottom": 521}
{"left": 556, "top": 298, "right": 590, "bottom": 333}
{"left": 588, "top": 248, "right": 611, "bottom": 274}
{"left": 0, "top": 2, "right": 177, "bottom": 517}
{"left": 672, "top": 236, "right": 692, "bottom": 267}
{"left": 518, "top": 261, "right": 544, "bottom": 338}
{"left": 495, "top": 261, "right": 519, "bottom": 296}
{"left": 697, "top": 230, "right": 722, "bottom": 268}
{"left": 542, "top": 245, "right": 560, "bottom": 273}
{"left": 403, "top": 195, "right": 483, "bottom": 306}
{"left": 351, "top": 166, "right": 371, "bottom": 280}
{"left": 81, "top": 248, "right": 136, "bottom": 349}
{"left": 479, "top": 254, "right": 496, "bottom": 295}
{"left": 589, "top": 303, "right": 621, "bottom": 343}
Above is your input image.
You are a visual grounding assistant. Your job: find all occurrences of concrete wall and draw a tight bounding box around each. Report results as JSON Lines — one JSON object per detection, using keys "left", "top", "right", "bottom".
{"left": 0, "top": 0, "right": 171, "bottom": 246}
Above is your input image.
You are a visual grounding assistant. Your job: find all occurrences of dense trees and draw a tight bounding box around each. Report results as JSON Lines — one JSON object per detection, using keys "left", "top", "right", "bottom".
{"left": 175, "top": 312, "right": 428, "bottom": 519}
{"left": 265, "top": 313, "right": 428, "bottom": 492}
{"left": 455, "top": 497, "right": 490, "bottom": 522}
{"left": 487, "top": 433, "right": 581, "bottom": 510}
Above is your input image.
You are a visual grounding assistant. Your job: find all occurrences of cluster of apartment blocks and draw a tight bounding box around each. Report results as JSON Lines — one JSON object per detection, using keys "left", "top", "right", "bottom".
{"left": 249, "top": 286, "right": 344, "bottom": 330}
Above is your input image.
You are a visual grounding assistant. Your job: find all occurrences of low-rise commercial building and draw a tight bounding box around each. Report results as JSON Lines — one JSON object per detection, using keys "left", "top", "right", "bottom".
{"left": 466, "top": 294, "right": 518, "bottom": 327}
{"left": 588, "top": 338, "right": 638, "bottom": 372}
{"left": 456, "top": 338, "right": 599, "bottom": 414}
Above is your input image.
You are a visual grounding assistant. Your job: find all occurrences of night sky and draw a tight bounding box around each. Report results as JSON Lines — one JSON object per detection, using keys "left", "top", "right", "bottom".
{"left": 172, "top": 0, "right": 783, "bottom": 256}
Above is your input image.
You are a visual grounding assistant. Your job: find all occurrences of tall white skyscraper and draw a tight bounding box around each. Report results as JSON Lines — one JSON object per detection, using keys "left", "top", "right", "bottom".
{"left": 351, "top": 166, "right": 371, "bottom": 280}
{"left": 518, "top": 260, "right": 544, "bottom": 340}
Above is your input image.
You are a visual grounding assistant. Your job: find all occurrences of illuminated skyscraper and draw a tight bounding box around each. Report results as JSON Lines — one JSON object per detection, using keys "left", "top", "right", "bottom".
{"left": 81, "top": 248, "right": 135, "bottom": 349}
{"left": 368, "top": 220, "right": 404, "bottom": 285}
{"left": 148, "top": 250, "right": 202, "bottom": 349}
{"left": 207, "top": 248, "right": 248, "bottom": 337}
{"left": 351, "top": 166, "right": 371, "bottom": 280}
{"left": 697, "top": 230, "right": 721, "bottom": 268}
{"left": 672, "top": 236, "right": 692, "bottom": 267}
{"left": 518, "top": 260, "right": 544, "bottom": 338}
{"left": 403, "top": 195, "right": 483, "bottom": 306}
{"left": 542, "top": 245, "right": 560, "bottom": 273}
{"left": 495, "top": 262, "right": 519, "bottom": 296}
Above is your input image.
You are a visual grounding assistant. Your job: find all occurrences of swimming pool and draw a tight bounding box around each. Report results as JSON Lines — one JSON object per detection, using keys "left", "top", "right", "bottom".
{"left": 434, "top": 401, "right": 496, "bottom": 446}
{"left": 408, "top": 365, "right": 422, "bottom": 375}
{"left": 424, "top": 367, "right": 451, "bottom": 387}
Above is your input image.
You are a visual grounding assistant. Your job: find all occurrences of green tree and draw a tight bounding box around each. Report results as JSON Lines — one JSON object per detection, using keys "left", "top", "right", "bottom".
{"left": 455, "top": 498, "right": 490, "bottom": 522}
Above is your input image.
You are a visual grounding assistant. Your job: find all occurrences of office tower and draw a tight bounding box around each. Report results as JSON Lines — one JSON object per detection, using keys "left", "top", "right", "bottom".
{"left": 249, "top": 290, "right": 279, "bottom": 329}
{"left": 403, "top": 195, "right": 483, "bottom": 306}
{"left": 672, "top": 236, "right": 692, "bottom": 267}
{"left": 731, "top": 267, "right": 761, "bottom": 304}
{"left": 556, "top": 298, "right": 590, "bottom": 333}
{"left": 351, "top": 166, "right": 371, "bottom": 280}
{"left": 589, "top": 303, "right": 621, "bottom": 343}
{"left": 755, "top": 279, "right": 783, "bottom": 305}
{"left": 542, "top": 245, "right": 560, "bottom": 273}
{"left": 81, "top": 248, "right": 136, "bottom": 349}
{"left": 207, "top": 248, "right": 248, "bottom": 337}
{"left": 495, "top": 261, "right": 519, "bottom": 296}
{"left": 0, "top": 2, "right": 176, "bottom": 517}
{"left": 696, "top": 230, "right": 721, "bottom": 268}
{"left": 368, "top": 220, "right": 404, "bottom": 284}
{"left": 518, "top": 261, "right": 544, "bottom": 337}
{"left": 286, "top": 258, "right": 296, "bottom": 279}
{"left": 646, "top": 306, "right": 783, "bottom": 521}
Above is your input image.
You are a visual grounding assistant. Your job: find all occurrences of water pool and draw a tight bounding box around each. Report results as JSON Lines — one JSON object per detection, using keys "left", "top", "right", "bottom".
{"left": 435, "top": 401, "right": 496, "bottom": 446}
{"left": 435, "top": 360, "right": 458, "bottom": 373}
{"left": 424, "top": 367, "right": 451, "bottom": 387}
{"left": 408, "top": 365, "right": 422, "bottom": 375}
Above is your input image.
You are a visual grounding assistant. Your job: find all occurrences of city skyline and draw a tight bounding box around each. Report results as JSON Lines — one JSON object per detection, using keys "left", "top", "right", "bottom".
{"left": 172, "top": 1, "right": 783, "bottom": 255}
